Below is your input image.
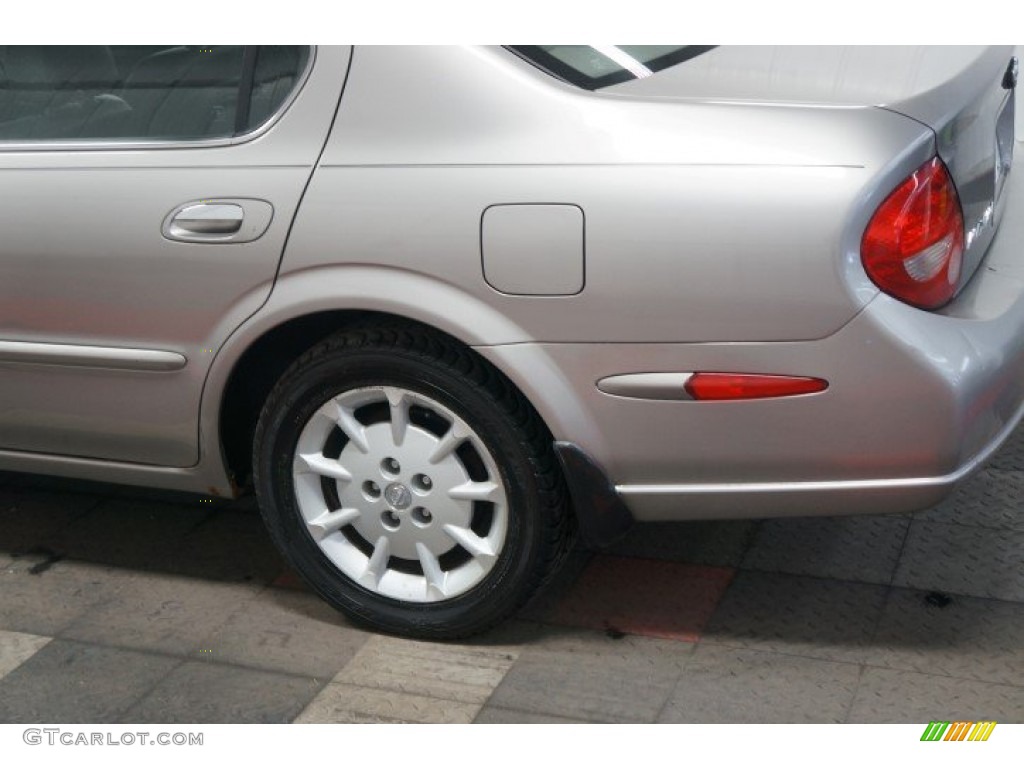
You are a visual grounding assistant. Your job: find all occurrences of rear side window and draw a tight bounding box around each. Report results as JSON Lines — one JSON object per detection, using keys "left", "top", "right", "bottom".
{"left": 508, "top": 45, "right": 715, "bottom": 90}
{"left": 0, "top": 45, "right": 311, "bottom": 143}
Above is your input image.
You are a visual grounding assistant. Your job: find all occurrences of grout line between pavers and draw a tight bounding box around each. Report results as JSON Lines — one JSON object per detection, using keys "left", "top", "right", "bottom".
{"left": 886, "top": 516, "right": 914, "bottom": 587}
{"left": 0, "top": 631, "right": 55, "bottom": 683}
{"left": 180, "top": 508, "right": 225, "bottom": 538}
{"left": 840, "top": 664, "right": 868, "bottom": 724}
{"left": 733, "top": 566, "right": 894, "bottom": 590}
{"left": 733, "top": 564, "right": 944, "bottom": 593}
{"left": 186, "top": 581, "right": 294, "bottom": 662}
{"left": 650, "top": 646, "right": 697, "bottom": 724}
{"left": 108, "top": 654, "right": 190, "bottom": 724}
{"left": 657, "top": 562, "right": 742, "bottom": 714}
{"left": 315, "top": 676, "right": 490, "bottom": 704}
{"left": 910, "top": 513, "right": 1024, "bottom": 533}
{"left": 694, "top": 637, "right": 868, "bottom": 669}
{"left": 475, "top": 660, "right": 515, "bottom": 720}
{"left": 73, "top": 494, "right": 109, "bottom": 519}
{"left": 863, "top": 580, "right": 899, "bottom": 661}
{"left": 472, "top": 702, "right": 601, "bottom": 724}
{"left": 732, "top": 567, "right": 1024, "bottom": 609}
{"left": 294, "top": 677, "right": 488, "bottom": 725}
{"left": 35, "top": 494, "right": 111, "bottom": 552}
{"left": 738, "top": 519, "right": 765, "bottom": 564}
{"left": 693, "top": 635, "right": 1024, "bottom": 691}
{"left": 48, "top": 623, "right": 340, "bottom": 682}
{"left": 734, "top": 519, "right": 765, "bottom": 571}
{"left": 471, "top": 622, "right": 613, "bottom": 721}
{"left": 5, "top": 479, "right": 124, "bottom": 501}
{"left": 854, "top": 663, "right": 1024, "bottom": 691}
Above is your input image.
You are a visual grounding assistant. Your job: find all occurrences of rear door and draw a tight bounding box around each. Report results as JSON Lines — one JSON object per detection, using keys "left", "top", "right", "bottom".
{"left": 0, "top": 45, "right": 349, "bottom": 466}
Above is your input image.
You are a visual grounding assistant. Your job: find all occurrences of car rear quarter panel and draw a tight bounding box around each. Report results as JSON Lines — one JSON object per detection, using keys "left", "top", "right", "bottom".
{"left": 284, "top": 46, "right": 933, "bottom": 346}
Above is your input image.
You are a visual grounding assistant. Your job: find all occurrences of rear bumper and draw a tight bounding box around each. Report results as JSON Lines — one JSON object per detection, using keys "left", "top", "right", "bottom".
{"left": 616, "top": 402, "right": 1024, "bottom": 520}
{"left": 628, "top": 164, "right": 1024, "bottom": 520}
{"left": 481, "top": 160, "right": 1024, "bottom": 523}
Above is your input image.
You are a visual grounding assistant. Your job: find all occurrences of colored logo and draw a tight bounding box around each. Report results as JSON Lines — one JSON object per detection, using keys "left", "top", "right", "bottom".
{"left": 920, "top": 721, "right": 996, "bottom": 742}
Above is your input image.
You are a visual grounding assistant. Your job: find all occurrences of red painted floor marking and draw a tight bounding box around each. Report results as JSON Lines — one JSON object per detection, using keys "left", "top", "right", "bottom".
{"left": 546, "top": 555, "right": 735, "bottom": 642}
{"left": 271, "top": 568, "right": 309, "bottom": 591}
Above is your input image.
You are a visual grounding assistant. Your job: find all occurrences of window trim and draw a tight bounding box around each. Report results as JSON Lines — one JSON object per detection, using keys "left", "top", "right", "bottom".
{"left": 233, "top": 46, "right": 259, "bottom": 135}
{"left": 506, "top": 45, "right": 717, "bottom": 91}
{"left": 0, "top": 45, "right": 317, "bottom": 152}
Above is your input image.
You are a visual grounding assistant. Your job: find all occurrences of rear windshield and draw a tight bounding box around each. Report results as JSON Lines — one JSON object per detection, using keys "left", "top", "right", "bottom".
{"left": 508, "top": 45, "right": 715, "bottom": 90}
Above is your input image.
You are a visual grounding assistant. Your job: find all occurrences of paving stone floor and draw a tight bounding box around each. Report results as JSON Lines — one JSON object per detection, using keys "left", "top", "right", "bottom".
{"left": 1, "top": 428, "right": 1023, "bottom": 723}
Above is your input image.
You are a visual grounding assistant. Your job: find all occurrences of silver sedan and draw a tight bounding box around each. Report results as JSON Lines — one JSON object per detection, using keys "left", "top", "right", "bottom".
{"left": 0, "top": 45, "right": 1019, "bottom": 637}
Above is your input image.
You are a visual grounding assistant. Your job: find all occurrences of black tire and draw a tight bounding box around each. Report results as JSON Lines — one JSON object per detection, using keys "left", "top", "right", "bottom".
{"left": 252, "top": 324, "right": 574, "bottom": 639}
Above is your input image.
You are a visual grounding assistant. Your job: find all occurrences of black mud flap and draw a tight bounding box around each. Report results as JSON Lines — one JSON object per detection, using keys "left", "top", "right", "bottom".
{"left": 553, "top": 441, "right": 634, "bottom": 549}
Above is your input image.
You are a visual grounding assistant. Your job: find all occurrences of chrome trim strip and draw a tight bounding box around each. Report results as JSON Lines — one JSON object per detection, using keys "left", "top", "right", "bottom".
{"left": 597, "top": 372, "right": 694, "bottom": 400}
{"left": 617, "top": 390, "right": 1024, "bottom": 497}
{"left": 0, "top": 341, "right": 186, "bottom": 371}
{"left": 618, "top": 475, "right": 956, "bottom": 496}
{"left": 0, "top": 46, "right": 316, "bottom": 153}
{"left": 0, "top": 447, "right": 225, "bottom": 491}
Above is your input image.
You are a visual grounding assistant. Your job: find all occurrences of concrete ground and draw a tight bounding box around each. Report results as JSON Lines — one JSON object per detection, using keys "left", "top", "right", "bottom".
{"left": 1, "top": 428, "right": 1023, "bottom": 724}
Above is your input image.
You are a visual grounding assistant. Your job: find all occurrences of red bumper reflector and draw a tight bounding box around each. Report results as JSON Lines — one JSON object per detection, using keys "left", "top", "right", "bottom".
{"left": 684, "top": 373, "right": 828, "bottom": 401}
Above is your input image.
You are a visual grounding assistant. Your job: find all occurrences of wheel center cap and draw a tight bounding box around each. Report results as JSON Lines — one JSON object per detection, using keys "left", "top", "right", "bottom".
{"left": 384, "top": 482, "right": 412, "bottom": 510}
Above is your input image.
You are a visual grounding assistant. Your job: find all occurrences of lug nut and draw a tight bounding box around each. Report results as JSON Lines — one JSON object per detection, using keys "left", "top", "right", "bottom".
{"left": 412, "top": 507, "right": 433, "bottom": 526}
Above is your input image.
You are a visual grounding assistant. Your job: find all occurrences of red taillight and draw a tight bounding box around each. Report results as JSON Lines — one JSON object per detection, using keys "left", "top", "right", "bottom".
{"left": 861, "top": 157, "right": 965, "bottom": 310}
{"left": 684, "top": 373, "right": 828, "bottom": 401}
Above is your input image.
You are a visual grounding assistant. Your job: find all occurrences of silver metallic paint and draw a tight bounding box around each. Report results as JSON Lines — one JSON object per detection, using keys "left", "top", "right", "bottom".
{"left": 0, "top": 46, "right": 351, "bottom": 466}
{"left": 0, "top": 45, "right": 1021, "bottom": 525}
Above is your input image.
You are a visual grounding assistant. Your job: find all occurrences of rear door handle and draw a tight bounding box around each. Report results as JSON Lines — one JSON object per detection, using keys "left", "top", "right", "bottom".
{"left": 161, "top": 199, "right": 274, "bottom": 244}
{"left": 170, "top": 204, "right": 244, "bottom": 236}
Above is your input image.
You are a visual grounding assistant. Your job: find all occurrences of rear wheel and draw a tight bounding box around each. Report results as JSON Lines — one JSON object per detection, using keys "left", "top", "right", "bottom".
{"left": 253, "top": 326, "right": 573, "bottom": 638}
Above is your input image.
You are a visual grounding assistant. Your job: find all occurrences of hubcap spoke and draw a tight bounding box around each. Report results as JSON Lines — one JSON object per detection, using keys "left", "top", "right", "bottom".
{"left": 415, "top": 542, "right": 447, "bottom": 600}
{"left": 360, "top": 535, "right": 391, "bottom": 589}
{"left": 326, "top": 401, "right": 370, "bottom": 454}
{"left": 428, "top": 423, "right": 469, "bottom": 464}
{"left": 448, "top": 480, "right": 500, "bottom": 502}
{"left": 442, "top": 524, "right": 496, "bottom": 565}
{"left": 384, "top": 387, "right": 410, "bottom": 447}
{"left": 306, "top": 507, "right": 361, "bottom": 541}
{"left": 294, "top": 452, "right": 353, "bottom": 483}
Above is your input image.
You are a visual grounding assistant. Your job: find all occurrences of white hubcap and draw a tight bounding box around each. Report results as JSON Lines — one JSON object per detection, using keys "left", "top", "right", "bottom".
{"left": 292, "top": 386, "right": 508, "bottom": 602}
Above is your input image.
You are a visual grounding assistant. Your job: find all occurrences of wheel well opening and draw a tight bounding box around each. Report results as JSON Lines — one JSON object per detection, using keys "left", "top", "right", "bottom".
{"left": 220, "top": 310, "right": 366, "bottom": 490}
{"left": 218, "top": 311, "right": 558, "bottom": 491}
